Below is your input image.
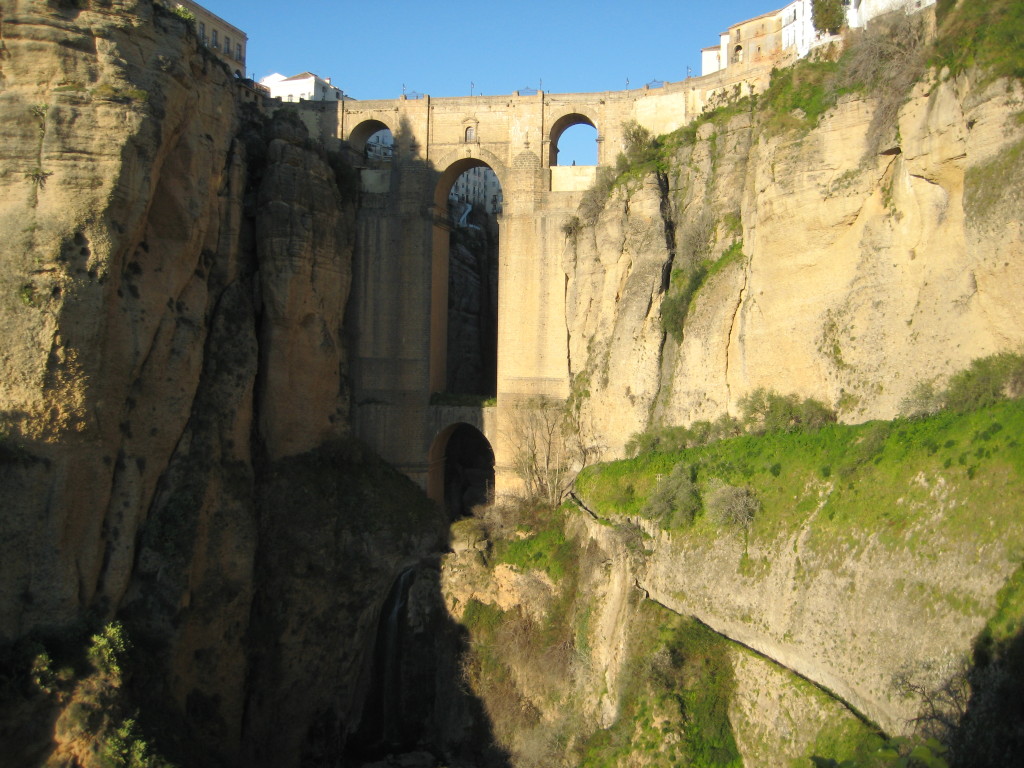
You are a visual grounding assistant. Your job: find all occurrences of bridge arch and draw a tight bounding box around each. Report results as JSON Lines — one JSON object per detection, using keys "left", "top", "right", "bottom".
{"left": 547, "top": 111, "right": 599, "bottom": 167}
{"left": 348, "top": 118, "right": 396, "bottom": 156}
{"left": 430, "top": 153, "right": 507, "bottom": 395}
{"left": 427, "top": 423, "right": 495, "bottom": 518}
{"left": 430, "top": 148, "right": 509, "bottom": 209}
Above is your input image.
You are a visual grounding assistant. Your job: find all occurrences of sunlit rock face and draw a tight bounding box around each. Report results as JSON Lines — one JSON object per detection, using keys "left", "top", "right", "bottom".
{"left": 565, "top": 75, "right": 1024, "bottom": 460}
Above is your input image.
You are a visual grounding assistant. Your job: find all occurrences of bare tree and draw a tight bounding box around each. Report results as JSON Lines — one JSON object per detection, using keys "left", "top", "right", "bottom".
{"left": 506, "top": 396, "right": 598, "bottom": 507}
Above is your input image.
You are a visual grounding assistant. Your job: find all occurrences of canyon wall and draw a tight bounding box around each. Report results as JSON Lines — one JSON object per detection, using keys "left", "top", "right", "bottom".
{"left": 0, "top": 2, "right": 447, "bottom": 765}
{"left": 566, "top": 67, "right": 1024, "bottom": 457}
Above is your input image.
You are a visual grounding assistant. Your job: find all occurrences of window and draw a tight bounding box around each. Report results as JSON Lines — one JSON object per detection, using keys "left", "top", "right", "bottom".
{"left": 224, "top": 35, "right": 231, "bottom": 55}
{"left": 211, "top": 30, "right": 218, "bottom": 50}
{"left": 198, "top": 22, "right": 206, "bottom": 43}
{"left": 465, "top": 125, "right": 476, "bottom": 142}
{"left": 236, "top": 43, "right": 242, "bottom": 61}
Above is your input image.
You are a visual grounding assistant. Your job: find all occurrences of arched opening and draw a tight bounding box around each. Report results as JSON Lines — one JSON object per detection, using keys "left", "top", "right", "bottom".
{"left": 349, "top": 119, "right": 394, "bottom": 162}
{"left": 430, "top": 159, "right": 502, "bottom": 397}
{"left": 555, "top": 123, "right": 598, "bottom": 166}
{"left": 427, "top": 423, "right": 495, "bottom": 518}
{"left": 548, "top": 113, "right": 598, "bottom": 167}
{"left": 733, "top": 44, "right": 744, "bottom": 64}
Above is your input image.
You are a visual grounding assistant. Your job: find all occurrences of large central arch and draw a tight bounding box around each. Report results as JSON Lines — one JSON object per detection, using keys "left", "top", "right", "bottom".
{"left": 430, "top": 157, "right": 505, "bottom": 395}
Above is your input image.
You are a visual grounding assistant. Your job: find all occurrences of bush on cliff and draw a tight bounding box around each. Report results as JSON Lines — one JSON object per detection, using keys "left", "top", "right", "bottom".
{"left": 899, "top": 352, "right": 1024, "bottom": 418}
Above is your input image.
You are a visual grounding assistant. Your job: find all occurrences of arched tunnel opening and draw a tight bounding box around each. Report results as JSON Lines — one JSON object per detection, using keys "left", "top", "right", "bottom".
{"left": 441, "top": 424, "right": 495, "bottom": 519}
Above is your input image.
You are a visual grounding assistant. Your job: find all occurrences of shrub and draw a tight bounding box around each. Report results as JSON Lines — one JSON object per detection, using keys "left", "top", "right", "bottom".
{"left": 812, "top": 0, "right": 845, "bottom": 34}
{"left": 172, "top": 5, "right": 196, "bottom": 22}
{"left": 943, "top": 352, "right": 1024, "bottom": 413}
{"left": 578, "top": 166, "right": 617, "bottom": 223}
{"left": 705, "top": 479, "right": 759, "bottom": 528}
{"left": 87, "top": 622, "right": 129, "bottom": 684}
{"left": 840, "top": 11, "right": 928, "bottom": 154}
{"left": 760, "top": 59, "right": 841, "bottom": 134}
{"left": 643, "top": 463, "right": 701, "bottom": 529}
{"left": 625, "top": 414, "right": 742, "bottom": 457}
{"left": 899, "top": 379, "right": 945, "bottom": 419}
{"left": 739, "top": 388, "right": 837, "bottom": 434}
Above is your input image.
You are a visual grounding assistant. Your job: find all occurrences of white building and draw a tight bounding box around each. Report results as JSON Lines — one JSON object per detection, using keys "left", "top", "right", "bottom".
{"left": 780, "top": 0, "right": 820, "bottom": 58}
{"left": 703, "top": 0, "right": 937, "bottom": 77}
{"left": 846, "top": 0, "right": 936, "bottom": 28}
{"left": 701, "top": 37, "right": 728, "bottom": 76}
{"left": 449, "top": 167, "right": 502, "bottom": 216}
{"left": 259, "top": 72, "right": 351, "bottom": 102}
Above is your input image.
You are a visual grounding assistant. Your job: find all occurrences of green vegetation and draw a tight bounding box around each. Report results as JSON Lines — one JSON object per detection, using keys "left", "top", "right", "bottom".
{"left": 91, "top": 84, "right": 149, "bottom": 104}
{"left": 760, "top": 58, "right": 844, "bottom": 133}
{"left": 932, "top": 0, "right": 1024, "bottom": 81}
{"left": 493, "top": 508, "right": 575, "bottom": 582}
{"left": 580, "top": 396, "right": 1024, "bottom": 550}
{"left": 964, "top": 138, "right": 1024, "bottom": 222}
{"left": 642, "top": 462, "right": 701, "bottom": 529}
{"left": 171, "top": 4, "right": 196, "bottom": 23}
{"left": 578, "top": 603, "right": 742, "bottom": 768}
{"left": 53, "top": 80, "right": 87, "bottom": 92}
{"left": 899, "top": 352, "right": 1024, "bottom": 417}
{"left": 628, "top": 387, "right": 834, "bottom": 459}
{"left": 812, "top": 0, "right": 845, "bottom": 35}
{"left": 429, "top": 392, "right": 497, "bottom": 407}
{"left": 26, "top": 168, "right": 52, "bottom": 189}
{"left": 626, "top": 415, "right": 743, "bottom": 457}
{"left": 953, "top": 562, "right": 1024, "bottom": 764}
{"left": 0, "top": 622, "right": 175, "bottom": 768}
{"left": 739, "top": 387, "right": 838, "bottom": 434}
{"left": 661, "top": 239, "right": 746, "bottom": 342}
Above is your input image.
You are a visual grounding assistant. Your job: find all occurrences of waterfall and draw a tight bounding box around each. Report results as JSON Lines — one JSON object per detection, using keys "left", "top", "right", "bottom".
{"left": 348, "top": 566, "right": 420, "bottom": 758}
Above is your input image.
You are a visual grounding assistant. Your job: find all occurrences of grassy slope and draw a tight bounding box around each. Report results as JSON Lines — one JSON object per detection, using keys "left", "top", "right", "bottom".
{"left": 577, "top": 400, "right": 1024, "bottom": 564}
{"left": 574, "top": 401, "right": 1024, "bottom": 764}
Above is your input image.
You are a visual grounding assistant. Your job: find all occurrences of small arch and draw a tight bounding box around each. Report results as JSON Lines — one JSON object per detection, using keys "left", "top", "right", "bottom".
{"left": 733, "top": 45, "right": 744, "bottom": 64}
{"left": 548, "top": 113, "right": 598, "bottom": 167}
{"left": 465, "top": 125, "right": 476, "bottom": 142}
{"left": 427, "top": 423, "right": 495, "bottom": 518}
{"left": 349, "top": 119, "right": 395, "bottom": 160}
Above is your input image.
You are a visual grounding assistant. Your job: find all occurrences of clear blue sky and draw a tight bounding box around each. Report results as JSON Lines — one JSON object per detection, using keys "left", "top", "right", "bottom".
{"left": 200, "top": 0, "right": 779, "bottom": 164}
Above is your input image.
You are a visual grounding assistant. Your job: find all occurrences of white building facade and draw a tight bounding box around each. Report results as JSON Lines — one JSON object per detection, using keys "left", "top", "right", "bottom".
{"left": 846, "top": 0, "right": 936, "bottom": 28}
{"left": 259, "top": 72, "right": 350, "bottom": 102}
{"left": 449, "top": 167, "right": 503, "bottom": 216}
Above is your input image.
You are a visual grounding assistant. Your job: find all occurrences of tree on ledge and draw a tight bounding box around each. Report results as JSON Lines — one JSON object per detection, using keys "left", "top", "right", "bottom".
{"left": 812, "top": 0, "right": 845, "bottom": 34}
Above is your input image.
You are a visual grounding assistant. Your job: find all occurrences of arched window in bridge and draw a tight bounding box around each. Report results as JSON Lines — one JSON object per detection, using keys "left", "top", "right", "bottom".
{"left": 465, "top": 125, "right": 476, "bottom": 142}
{"left": 549, "top": 113, "right": 598, "bottom": 167}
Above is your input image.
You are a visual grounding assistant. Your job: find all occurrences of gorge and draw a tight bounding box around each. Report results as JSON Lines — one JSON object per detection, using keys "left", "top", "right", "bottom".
{"left": 1, "top": 1, "right": 1023, "bottom": 766}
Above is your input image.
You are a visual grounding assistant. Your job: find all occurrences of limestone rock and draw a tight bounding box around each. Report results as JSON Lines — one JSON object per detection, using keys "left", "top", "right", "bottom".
{"left": 567, "top": 75, "right": 1024, "bottom": 457}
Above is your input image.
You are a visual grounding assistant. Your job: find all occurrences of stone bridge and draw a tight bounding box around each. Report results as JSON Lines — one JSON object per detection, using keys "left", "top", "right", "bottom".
{"left": 294, "top": 72, "right": 765, "bottom": 510}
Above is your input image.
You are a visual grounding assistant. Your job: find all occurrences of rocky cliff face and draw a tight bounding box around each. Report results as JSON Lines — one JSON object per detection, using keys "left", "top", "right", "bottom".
{"left": 0, "top": 3, "right": 444, "bottom": 765}
{"left": 566, "top": 68, "right": 1024, "bottom": 458}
